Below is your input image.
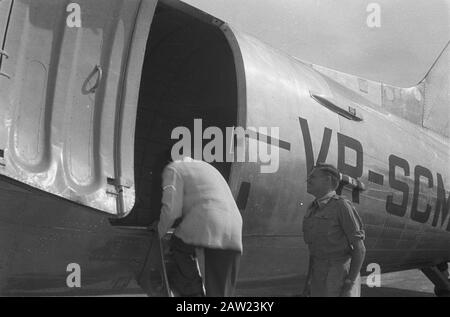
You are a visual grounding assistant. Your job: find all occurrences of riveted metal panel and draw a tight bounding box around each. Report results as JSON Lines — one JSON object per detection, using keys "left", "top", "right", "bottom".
{"left": 221, "top": 26, "right": 340, "bottom": 237}
{"left": 0, "top": 0, "right": 158, "bottom": 215}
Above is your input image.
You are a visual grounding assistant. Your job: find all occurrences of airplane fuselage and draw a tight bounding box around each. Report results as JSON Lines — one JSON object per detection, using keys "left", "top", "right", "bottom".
{"left": 0, "top": 0, "right": 448, "bottom": 296}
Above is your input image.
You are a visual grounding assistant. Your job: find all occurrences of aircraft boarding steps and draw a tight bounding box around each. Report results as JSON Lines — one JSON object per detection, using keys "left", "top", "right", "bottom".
{"left": 137, "top": 228, "right": 206, "bottom": 297}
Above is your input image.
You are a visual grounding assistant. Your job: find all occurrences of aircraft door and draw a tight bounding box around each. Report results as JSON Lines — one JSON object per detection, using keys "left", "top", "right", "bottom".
{"left": 0, "top": 0, "right": 12, "bottom": 147}
{"left": 0, "top": 0, "right": 158, "bottom": 216}
{"left": 0, "top": 0, "right": 12, "bottom": 61}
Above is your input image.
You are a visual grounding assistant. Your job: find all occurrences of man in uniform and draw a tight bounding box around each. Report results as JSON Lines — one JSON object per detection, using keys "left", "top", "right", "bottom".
{"left": 156, "top": 155, "right": 243, "bottom": 297}
{"left": 302, "top": 163, "right": 366, "bottom": 297}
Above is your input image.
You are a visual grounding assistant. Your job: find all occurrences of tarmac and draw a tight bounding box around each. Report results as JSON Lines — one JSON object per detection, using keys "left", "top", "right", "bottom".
{"left": 234, "top": 269, "right": 436, "bottom": 297}
{"left": 360, "top": 269, "right": 435, "bottom": 297}
{"left": 119, "top": 268, "right": 438, "bottom": 297}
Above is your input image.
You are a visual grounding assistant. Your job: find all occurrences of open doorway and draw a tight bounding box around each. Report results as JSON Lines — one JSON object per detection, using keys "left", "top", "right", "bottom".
{"left": 111, "top": 2, "right": 239, "bottom": 226}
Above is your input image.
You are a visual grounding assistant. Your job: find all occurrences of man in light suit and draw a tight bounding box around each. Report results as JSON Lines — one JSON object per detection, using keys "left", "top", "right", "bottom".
{"left": 156, "top": 155, "right": 243, "bottom": 297}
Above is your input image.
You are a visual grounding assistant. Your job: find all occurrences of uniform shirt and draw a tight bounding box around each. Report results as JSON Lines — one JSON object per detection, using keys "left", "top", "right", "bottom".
{"left": 302, "top": 191, "right": 365, "bottom": 260}
{"left": 157, "top": 157, "right": 243, "bottom": 253}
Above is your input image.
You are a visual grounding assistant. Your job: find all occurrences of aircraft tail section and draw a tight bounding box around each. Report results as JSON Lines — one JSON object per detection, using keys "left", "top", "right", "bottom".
{"left": 311, "top": 40, "right": 450, "bottom": 138}
{"left": 419, "top": 40, "right": 449, "bottom": 85}
{"left": 419, "top": 40, "right": 449, "bottom": 138}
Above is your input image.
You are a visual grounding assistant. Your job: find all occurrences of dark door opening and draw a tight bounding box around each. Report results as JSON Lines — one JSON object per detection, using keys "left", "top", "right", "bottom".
{"left": 111, "top": 3, "right": 239, "bottom": 226}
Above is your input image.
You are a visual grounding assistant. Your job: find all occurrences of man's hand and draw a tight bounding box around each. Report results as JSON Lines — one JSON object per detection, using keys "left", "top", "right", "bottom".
{"left": 340, "top": 279, "right": 354, "bottom": 297}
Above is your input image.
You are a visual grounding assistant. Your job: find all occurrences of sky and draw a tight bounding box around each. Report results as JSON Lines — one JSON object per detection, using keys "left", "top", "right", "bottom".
{"left": 183, "top": 0, "right": 449, "bottom": 87}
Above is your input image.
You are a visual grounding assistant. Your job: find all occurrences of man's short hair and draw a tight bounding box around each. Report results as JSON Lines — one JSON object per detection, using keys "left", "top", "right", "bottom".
{"left": 312, "top": 163, "right": 341, "bottom": 189}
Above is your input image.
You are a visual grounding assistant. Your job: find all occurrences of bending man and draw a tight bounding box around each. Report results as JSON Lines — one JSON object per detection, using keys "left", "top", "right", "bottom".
{"left": 157, "top": 155, "right": 243, "bottom": 297}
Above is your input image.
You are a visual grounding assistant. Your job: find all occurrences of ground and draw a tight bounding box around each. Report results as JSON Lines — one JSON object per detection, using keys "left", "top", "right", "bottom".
{"left": 120, "top": 269, "right": 439, "bottom": 297}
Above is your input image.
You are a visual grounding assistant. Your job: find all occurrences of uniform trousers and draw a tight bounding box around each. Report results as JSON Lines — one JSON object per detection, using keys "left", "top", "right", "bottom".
{"left": 310, "top": 256, "right": 361, "bottom": 297}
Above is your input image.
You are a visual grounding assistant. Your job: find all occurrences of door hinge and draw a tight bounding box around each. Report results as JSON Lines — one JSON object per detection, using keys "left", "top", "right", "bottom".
{"left": 0, "top": 149, "right": 5, "bottom": 168}
{"left": 0, "top": 50, "right": 11, "bottom": 79}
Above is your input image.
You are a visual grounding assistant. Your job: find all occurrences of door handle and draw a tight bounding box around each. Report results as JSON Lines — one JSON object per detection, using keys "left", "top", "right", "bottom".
{"left": 310, "top": 91, "right": 363, "bottom": 121}
{"left": 0, "top": 71, "right": 10, "bottom": 79}
{"left": 89, "top": 64, "right": 102, "bottom": 93}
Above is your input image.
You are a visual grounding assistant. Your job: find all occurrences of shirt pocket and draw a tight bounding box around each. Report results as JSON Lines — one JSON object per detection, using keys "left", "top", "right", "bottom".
{"left": 322, "top": 213, "right": 344, "bottom": 243}
{"left": 314, "top": 213, "right": 334, "bottom": 235}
